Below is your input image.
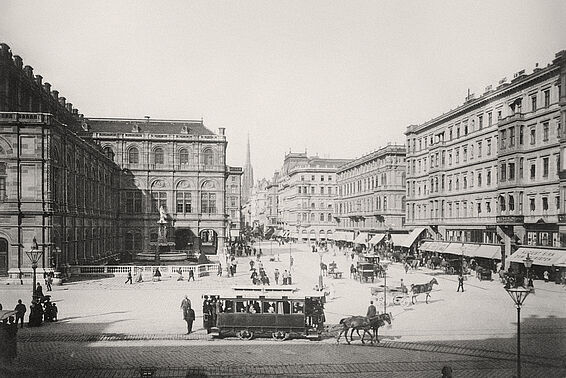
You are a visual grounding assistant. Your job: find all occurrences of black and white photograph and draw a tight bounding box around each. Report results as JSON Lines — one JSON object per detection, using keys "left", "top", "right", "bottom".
{"left": 0, "top": 1, "right": 565, "bottom": 377}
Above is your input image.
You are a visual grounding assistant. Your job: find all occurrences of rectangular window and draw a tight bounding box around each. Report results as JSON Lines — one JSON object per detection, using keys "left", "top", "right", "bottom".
{"left": 0, "top": 177, "right": 5, "bottom": 201}
{"left": 126, "top": 191, "right": 142, "bottom": 213}
{"left": 544, "top": 90, "right": 550, "bottom": 107}
{"left": 488, "top": 112, "right": 493, "bottom": 126}
{"left": 519, "top": 158, "right": 524, "bottom": 178}
{"left": 201, "top": 193, "right": 216, "bottom": 214}
{"left": 509, "top": 162, "right": 515, "bottom": 180}
{"left": 530, "top": 127, "right": 536, "bottom": 145}
{"left": 531, "top": 95, "right": 537, "bottom": 112}
{"left": 500, "top": 163, "right": 507, "bottom": 182}
{"left": 543, "top": 197, "right": 549, "bottom": 211}
{"left": 501, "top": 129, "right": 507, "bottom": 149}
{"left": 519, "top": 126, "right": 524, "bottom": 145}
{"left": 478, "top": 115, "right": 483, "bottom": 129}
{"left": 477, "top": 141, "right": 482, "bottom": 157}
{"left": 477, "top": 173, "right": 482, "bottom": 187}
{"left": 543, "top": 122, "right": 549, "bottom": 141}
{"left": 543, "top": 157, "right": 549, "bottom": 177}
{"left": 151, "top": 191, "right": 167, "bottom": 212}
{"left": 487, "top": 170, "right": 492, "bottom": 185}
{"left": 487, "top": 139, "right": 492, "bottom": 155}
{"left": 497, "top": 110, "right": 502, "bottom": 120}
{"left": 176, "top": 192, "right": 192, "bottom": 213}
{"left": 530, "top": 163, "right": 536, "bottom": 180}
{"left": 509, "top": 127, "right": 515, "bottom": 147}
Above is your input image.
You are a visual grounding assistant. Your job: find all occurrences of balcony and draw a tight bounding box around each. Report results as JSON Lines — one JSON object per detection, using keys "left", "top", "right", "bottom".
{"left": 497, "top": 113, "right": 524, "bottom": 128}
{"left": 496, "top": 215, "right": 524, "bottom": 225}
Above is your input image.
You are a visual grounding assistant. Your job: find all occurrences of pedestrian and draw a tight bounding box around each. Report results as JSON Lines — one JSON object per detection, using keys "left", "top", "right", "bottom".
{"left": 457, "top": 274, "right": 464, "bottom": 292}
{"left": 45, "top": 273, "right": 53, "bottom": 292}
{"left": 153, "top": 267, "right": 162, "bottom": 282}
{"left": 14, "top": 299, "right": 26, "bottom": 328}
{"left": 366, "top": 300, "right": 377, "bottom": 318}
{"left": 125, "top": 270, "right": 133, "bottom": 284}
{"left": 274, "top": 268, "right": 280, "bottom": 285}
{"left": 35, "top": 283, "right": 44, "bottom": 301}
{"left": 282, "top": 270, "right": 289, "bottom": 285}
{"left": 404, "top": 261, "right": 410, "bottom": 274}
{"left": 217, "top": 262, "right": 222, "bottom": 276}
{"left": 51, "top": 303, "right": 58, "bottom": 321}
{"left": 543, "top": 270, "right": 549, "bottom": 282}
{"left": 188, "top": 269, "right": 195, "bottom": 282}
{"left": 400, "top": 278, "right": 407, "bottom": 294}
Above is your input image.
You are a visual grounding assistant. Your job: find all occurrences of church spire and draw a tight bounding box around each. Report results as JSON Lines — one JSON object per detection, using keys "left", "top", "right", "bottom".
{"left": 242, "top": 133, "right": 254, "bottom": 203}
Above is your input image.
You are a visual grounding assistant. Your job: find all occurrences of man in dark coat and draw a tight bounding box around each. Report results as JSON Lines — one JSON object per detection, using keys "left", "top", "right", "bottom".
{"left": 366, "top": 301, "right": 377, "bottom": 318}
{"left": 457, "top": 274, "right": 465, "bottom": 292}
{"left": 14, "top": 299, "right": 26, "bottom": 328}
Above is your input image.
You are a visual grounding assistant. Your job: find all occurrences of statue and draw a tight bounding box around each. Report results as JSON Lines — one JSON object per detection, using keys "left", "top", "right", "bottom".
{"left": 159, "top": 205, "right": 167, "bottom": 223}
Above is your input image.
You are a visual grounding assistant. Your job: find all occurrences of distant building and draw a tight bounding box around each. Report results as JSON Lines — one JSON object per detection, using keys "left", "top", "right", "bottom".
{"left": 335, "top": 144, "right": 408, "bottom": 248}
{"left": 405, "top": 50, "right": 566, "bottom": 268}
{"left": 226, "top": 166, "right": 243, "bottom": 242}
{"left": 276, "top": 152, "right": 351, "bottom": 241}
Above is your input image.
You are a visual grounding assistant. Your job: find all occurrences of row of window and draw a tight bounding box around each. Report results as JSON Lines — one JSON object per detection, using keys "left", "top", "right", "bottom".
{"left": 408, "top": 192, "right": 560, "bottom": 220}
{"left": 338, "top": 155, "right": 405, "bottom": 178}
{"left": 338, "top": 195, "right": 406, "bottom": 214}
{"left": 297, "top": 186, "right": 334, "bottom": 195}
{"left": 111, "top": 147, "right": 216, "bottom": 166}
{"left": 300, "top": 174, "right": 333, "bottom": 182}
{"left": 407, "top": 84, "right": 561, "bottom": 153}
{"left": 296, "top": 212, "right": 334, "bottom": 222}
{"left": 123, "top": 191, "right": 217, "bottom": 214}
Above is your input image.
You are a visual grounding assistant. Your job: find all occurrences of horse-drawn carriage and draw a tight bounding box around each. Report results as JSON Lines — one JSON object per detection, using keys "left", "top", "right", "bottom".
{"left": 356, "top": 262, "right": 376, "bottom": 283}
{"left": 370, "top": 286, "right": 410, "bottom": 307}
{"left": 442, "top": 258, "right": 464, "bottom": 275}
{"left": 476, "top": 266, "right": 492, "bottom": 281}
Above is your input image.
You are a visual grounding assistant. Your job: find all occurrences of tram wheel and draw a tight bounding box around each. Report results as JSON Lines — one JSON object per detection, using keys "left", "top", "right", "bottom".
{"left": 271, "top": 331, "right": 287, "bottom": 341}
{"left": 237, "top": 330, "right": 254, "bottom": 340}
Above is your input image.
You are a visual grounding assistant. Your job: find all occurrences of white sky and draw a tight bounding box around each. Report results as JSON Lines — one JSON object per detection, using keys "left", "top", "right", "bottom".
{"left": 2, "top": 1, "right": 566, "bottom": 180}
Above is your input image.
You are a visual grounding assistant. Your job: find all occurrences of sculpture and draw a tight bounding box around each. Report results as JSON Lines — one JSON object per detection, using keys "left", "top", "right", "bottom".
{"left": 159, "top": 205, "right": 167, "bottom": 223}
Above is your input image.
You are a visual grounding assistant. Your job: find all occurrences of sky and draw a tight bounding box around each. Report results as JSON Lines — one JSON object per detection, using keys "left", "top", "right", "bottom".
{"left": 2, "top": 1, "right": 566, "bottom": 180}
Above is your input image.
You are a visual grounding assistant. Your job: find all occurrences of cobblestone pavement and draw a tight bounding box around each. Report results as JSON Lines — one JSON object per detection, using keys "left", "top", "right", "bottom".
{"left": 2, "top": 341, "right": 565, "bottom": 378}
{"left": 1, "top": 242, "right": 565, "bottom": 377}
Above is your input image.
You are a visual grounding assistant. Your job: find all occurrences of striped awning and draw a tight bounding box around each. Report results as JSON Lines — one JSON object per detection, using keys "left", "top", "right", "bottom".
{"left": 389, "top": 234, "right": 407, "bottom": 246}
{"left": 399, "top": 227, "right": 426, "bottom": 248}
{"left": 353, "top": 232, "right": 369, "bottom": 245}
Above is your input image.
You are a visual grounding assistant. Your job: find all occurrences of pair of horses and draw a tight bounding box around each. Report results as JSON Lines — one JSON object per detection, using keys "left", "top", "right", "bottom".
{"left": 336, "top": 313, "right": 392, "bottom": 345}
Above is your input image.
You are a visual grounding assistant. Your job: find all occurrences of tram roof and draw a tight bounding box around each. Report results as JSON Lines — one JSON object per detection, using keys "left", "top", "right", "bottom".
{"left": 204, "top": 287, "right": 325, "bottom": 300}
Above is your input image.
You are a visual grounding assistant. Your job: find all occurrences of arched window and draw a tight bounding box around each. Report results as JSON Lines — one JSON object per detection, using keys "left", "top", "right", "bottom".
{"left": 154, "top": 148, "right": 164, "bottom": 165}
{"left": 203, "top": 149, "right": 214, "bottom": 166}
{"left": 128, "top": 147, "right": 139, "bottom": 164}
{"left": 179, "top": 148, "right": 189, "bottom": 165}
{"left": 103, "top": 147, "right": 114, "bottom": 161}
{"left": 327, "top": 213, "right": 332, "bottom": 222}
{"left": 320, "top": 213, "right": 324, "bottom": 222}
{"left": 310, "top": 213, "right": 315, "bottom": 221}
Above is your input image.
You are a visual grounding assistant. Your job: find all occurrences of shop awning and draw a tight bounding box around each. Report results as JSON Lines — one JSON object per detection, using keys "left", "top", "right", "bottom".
{"left": 368, "top": 233, "right": 385, "bottom": 245}
{"left": 472, "top": 244, "right": 501, "bottom": 260}
{"left": 508, "top": 247, "right": 566, "bottom": 266}
{"left": 419, "top": 241, "right": 435, "bottom": 251}
{"left": 339, "top": 231, "right": 354, "bottom": 242}
{"left": 283, "top": 231, "right": 290, "bottom": 237}
{"left": 443, "top": 242, "right": 466, "bottom": 255}
{"left": 390, "top": 234, "right": 407, "bottom": 246}
{"left": 353, "top": 232, "right": 369, "bottom": 245}
{"left": 399, "top": 227, "right": 426, "bottom": 248}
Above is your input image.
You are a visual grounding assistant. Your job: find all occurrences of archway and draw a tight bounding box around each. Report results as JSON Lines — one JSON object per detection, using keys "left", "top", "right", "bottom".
{"left": 199, "top": 229, "right": 218, "bottom": 255}
{"left": 175, "top": 228, "right": 195, "bottom": 251}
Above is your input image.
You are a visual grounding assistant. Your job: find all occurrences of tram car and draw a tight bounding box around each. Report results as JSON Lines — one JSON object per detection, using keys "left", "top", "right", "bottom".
{"left": 205, "top": 287, "right": 326, "bottom": 341}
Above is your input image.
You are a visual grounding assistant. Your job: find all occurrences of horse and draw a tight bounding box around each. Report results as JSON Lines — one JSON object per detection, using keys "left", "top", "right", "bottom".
{"left": 336, "top": 313, "right": 392, "bottom": 345}
{"left": 409, "top": 278, "right": 438, "bottom": 304}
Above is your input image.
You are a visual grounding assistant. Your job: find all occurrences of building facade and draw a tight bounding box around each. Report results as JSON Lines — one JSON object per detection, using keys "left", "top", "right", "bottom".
{"left": 0, "top": 43, "right": 120, "bottom": 277}
{"left": 226, "top": 166, "right": 243, "bottom": 241}
{"left": 406, "top": 50, "right": 566, "bottom": 266}
{"left": 277, "top": 152, "right": 351, "bottom": 241}
{"left": 0, "top": 43, "right": 241, "bottom": 276}
{"left": 335, "top": 144, "right": 407, "bottom": 244}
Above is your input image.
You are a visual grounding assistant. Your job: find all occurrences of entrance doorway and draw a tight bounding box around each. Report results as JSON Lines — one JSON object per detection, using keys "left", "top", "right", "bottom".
{"left": 199, "top": 229, "right": 218, "bottom": 255}
{"left": 175, "top": 228, "right": 195, "bottom": 251}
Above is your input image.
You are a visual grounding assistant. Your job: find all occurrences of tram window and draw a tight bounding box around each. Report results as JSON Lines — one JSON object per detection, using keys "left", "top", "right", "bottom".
{"left": 223, "top": 300, "right": 233, "bottom": 313}
{"left": 277, "top": 301, "right": 291, "bottom": 314}
{"left": 248, "top": 300, "right": 261, "bottom": 314}
{"left": 263, "top": 301, "right": 276, "bottom": 313}
{"left": 292, "top": 301, "right": 304, "bottom": 314}
{"left": 235, "top": 301, "right": 246, "bottom": 313}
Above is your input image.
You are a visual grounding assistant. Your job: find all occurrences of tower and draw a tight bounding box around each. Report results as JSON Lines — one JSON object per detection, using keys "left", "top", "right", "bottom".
{"left": 242, "top": 134, "right": 254, "bottom": 203}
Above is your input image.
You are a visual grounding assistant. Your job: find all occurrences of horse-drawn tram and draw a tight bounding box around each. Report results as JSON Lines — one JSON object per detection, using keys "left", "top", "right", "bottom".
{"left": 206, "top": 287, "right": 325, "bottom": 341}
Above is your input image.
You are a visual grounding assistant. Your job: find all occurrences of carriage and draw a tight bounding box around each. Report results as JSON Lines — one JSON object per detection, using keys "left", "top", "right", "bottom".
{"left": 370, "top": 286, "right": 410, "bottom": 307}
{"left": 476, "top": 266, "right": 492, "bottom": 281}
{"left": 207, "top": 287, "right": 325, "bottom": 341}
{"left": 356, "top": 262, "right": 376, "bottom": 283}
{"left": 442, "top": 258, "right": 464, "bottom": 275}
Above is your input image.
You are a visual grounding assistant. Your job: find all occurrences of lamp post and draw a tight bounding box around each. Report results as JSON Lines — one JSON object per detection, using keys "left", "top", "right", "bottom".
{"left": 524, "top": 253, "right": 533, "bottom": 289}
{"left": 318, "top": 249, "right": 324, "bottom": 289}
{"left": 505, "top": 286, "right": 530, "bottom": 378}
{"left": 26, "top": 237, "right": 44, "bottom": 301}
{"left": 460, "top": 242, "right": 465, "bottom": 275}
{"left": 383, "top": 264, "right": 388, "bottom": 314}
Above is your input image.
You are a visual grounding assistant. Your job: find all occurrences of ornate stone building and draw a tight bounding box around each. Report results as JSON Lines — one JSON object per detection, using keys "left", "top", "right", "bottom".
{"left": 406, "top": 50, "right": 566, "bottom": 267}
{"left": 0, "top": 43, "right": 120, "bottom": 278}
{"left": 335, "top": 144, "right": 408, "bottom": 246}
{"left": 0, "top": 43, "right": 241, "bottom": 276}
{"left": 277, "top": 152, "right": 351, "bottom": 241}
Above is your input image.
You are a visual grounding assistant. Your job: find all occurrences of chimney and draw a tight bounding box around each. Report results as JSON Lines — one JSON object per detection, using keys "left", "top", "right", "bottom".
{"left": 66, "top": 103, "right": 73, "bottom": 113}
{"left": 51, "top": 90, "right": 58, "bottom": 100}
{"left": 72, "top": 108, "right": 78, "bottom": 115}
{"left": 218, "top": 127, "right": 225, "bottom": 136}
{"left": 14, "top": 55, "right": 23, "bottom": 69}
{"left": 35, "top": 75, "right": 43, "bottom": 86}
{"left": 0, "top": 43, "right": 12, "bottom": 60}
{"left": 58, "top": 97, "right": 66, "bottom": 107}
{"left": 43, "top": 82, "right": 51, "bottom": 93}
{"left": 23, "top": 65, "right": 34, "bottom": 78}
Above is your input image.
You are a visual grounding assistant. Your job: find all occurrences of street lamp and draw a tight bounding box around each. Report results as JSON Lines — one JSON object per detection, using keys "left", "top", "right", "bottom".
{"left": 524, "top": 253, "right": 533, "bottom": 288}
{"left": 505, "top": 286, "right": 530, "bottom": 378}
{"left": 26, "top": 237, "right": 44, "bottom": 301}
{"left": 382, "top": 263, "right": 388, "bottom": 314}
{"left": 318, "top": 249, "right": 325, "bottom": 289}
